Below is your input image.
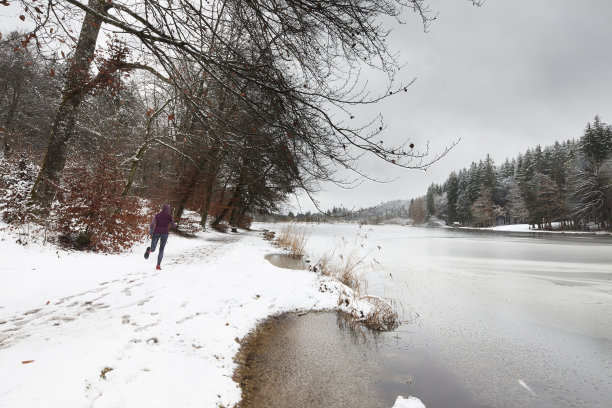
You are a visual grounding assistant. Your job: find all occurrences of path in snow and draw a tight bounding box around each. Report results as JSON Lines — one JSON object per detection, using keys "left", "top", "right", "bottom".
{"left": 0, "top": 234, "right": 239, "bottom": 352}
{"left": 1, "top": 229, "right": 339, "bottom": 408}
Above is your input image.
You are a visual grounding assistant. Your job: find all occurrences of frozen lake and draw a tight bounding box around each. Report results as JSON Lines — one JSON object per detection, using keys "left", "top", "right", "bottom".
{"left": 254, "top": 223, "right": 612, "bottom": 407}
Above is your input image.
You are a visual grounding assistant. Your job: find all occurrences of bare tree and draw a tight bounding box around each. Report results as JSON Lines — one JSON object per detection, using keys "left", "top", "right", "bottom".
{"left": 10, "top": 0, "right": 479, "bottom": 209}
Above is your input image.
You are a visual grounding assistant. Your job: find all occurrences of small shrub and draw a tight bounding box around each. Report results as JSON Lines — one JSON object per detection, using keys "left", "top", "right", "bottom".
{"left": 314, "top": 231, "right": 399, "bottom": 331}
{"left": 75, "top": 231, "right": 92, "bottom": 249}
{"left": 0, "top": 156, "right": 38, "bottom": 224}
{"left": 211, "top": 220, "right": 230, "bottom": 233}
{"left": 54, "top": 153, "right": 148, "bottom": 252}
{"left": 360, "top": 295, "right": 399, "bottom": 331}
{"left": 0, "top": 156, "right": 48, "bottom": 244}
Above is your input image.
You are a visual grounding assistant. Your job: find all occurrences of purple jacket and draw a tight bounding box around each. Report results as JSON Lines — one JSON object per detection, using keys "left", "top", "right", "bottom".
{"left": 150, "top": 204, "right": 176, "bottom": 235}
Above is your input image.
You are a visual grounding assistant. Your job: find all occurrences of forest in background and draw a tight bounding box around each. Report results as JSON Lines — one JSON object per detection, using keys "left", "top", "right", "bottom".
{"left": 282, "top": 116, "right": 612, "bottom": 230}
{"left": 0, "top": 0, "right": 456, "bottom": 251}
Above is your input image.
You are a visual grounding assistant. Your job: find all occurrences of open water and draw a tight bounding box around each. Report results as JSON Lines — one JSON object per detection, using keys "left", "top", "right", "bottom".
{"left": 242, "top": 225, "right": 612, "bottom": 408}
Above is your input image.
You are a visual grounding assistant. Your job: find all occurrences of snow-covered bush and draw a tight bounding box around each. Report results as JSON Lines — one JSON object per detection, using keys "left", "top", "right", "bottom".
{"left": 0, "top": 157, "right": 38, "bottom": 225}
{"left": 312, "top": 232, "right": 400, "bottom": 331}
{"left": 318, "top": 277, "right": 399, "bottom": 331}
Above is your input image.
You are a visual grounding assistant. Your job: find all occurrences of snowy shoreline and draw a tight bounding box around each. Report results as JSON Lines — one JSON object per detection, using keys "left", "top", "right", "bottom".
{"left": 0, "top": 222, "right": 423, "bottom": 407}
{"left": 0, "top": 225, "right": 342, "bottom": 407}
{"left": 451, "top": 222, "right": 612, "bottom": 236}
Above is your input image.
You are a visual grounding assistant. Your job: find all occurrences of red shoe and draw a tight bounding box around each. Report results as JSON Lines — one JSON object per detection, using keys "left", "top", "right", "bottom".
{"left": 156, "top": 265, "right": 161, "bottom": 270}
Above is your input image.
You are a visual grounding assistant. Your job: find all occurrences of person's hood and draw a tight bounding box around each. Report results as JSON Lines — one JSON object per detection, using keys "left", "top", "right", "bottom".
{"left": 161, "top": 203, "right": 171, "bottom": 213}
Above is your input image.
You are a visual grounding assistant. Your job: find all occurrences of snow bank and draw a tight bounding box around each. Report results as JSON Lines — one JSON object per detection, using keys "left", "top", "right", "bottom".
{"left": 392, "top": 395, "right": 426, "bottom": 408}
{"left": 0, "top": 223, "right": 341, "bottom": 407}
{"left": 478, "top": 223, "right": 610, "bottom": 235}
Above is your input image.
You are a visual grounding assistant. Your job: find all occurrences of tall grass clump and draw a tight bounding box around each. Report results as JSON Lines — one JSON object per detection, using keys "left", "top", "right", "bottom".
{"left": 313, "top": 231, "right": 399, "bottom": 331}
{"left": 314, "top": 234, "right": 370, "bottom": 293}
{"left": 276, "top": 222, "right": 309, "bottom": 257}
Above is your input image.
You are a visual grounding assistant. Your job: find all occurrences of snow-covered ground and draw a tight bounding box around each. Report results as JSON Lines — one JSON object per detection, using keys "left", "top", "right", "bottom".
{"left": 1, "top": 222, "right": 425, "bottom": 408}
{"left": 0, "top": 224, "right": 342, "bottom": 407}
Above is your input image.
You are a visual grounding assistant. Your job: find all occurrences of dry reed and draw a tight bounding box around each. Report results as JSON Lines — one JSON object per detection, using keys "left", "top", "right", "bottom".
{"left": 275, "top": 222, "right": 309, "bottom": 257}
{"left": 311, "top": 232, "right": 399, "bottom": 331}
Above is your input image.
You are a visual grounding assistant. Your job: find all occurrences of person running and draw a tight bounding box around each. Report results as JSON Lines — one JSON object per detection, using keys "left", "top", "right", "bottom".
{"left": 145, "top": 203, "right": 177, "bottom": 270}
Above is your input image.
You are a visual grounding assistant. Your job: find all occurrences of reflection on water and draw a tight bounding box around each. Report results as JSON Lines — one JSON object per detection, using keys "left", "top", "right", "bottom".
{"left": 265, "top": 253, "right": 308, "bottom": 270}
{"left": 235, "top": 312, "right": 485, "bottom": 408}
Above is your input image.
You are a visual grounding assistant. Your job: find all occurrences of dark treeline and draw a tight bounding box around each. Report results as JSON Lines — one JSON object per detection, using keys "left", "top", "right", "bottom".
{"left": 1, "top": 1, "right": 461, "bottom": 250}
{"left": 424, "top": 116, "right": 612, "bottom": 230}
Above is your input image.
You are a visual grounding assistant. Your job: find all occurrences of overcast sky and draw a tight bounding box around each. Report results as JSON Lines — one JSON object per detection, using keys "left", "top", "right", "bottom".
{"left": 3, "top": 1, "right": 612, "bottom": 213}
{"left": 293, "top": 0, "right": 612, "bottom": 213}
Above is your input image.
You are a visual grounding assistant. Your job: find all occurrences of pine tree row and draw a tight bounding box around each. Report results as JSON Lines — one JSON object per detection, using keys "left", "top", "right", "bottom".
{"left": 425, "top": 116, "right": 612, "bottom": 230}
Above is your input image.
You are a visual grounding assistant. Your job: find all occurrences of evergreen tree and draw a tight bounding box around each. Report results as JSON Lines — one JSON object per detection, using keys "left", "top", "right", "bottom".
{"left": 570, "top": 117, "right": 612, "bottom": 228}
{"left": 470, "top": 185, "right": 496, "bottom": 227}
{"left": 446, "top": 172, "right": 459, "bottom": 225}
{"left": 534, "top": 173, "right": 562, "bottom": 228}
{"left": 426, "top": 184, "right": 436, "bottom": 218}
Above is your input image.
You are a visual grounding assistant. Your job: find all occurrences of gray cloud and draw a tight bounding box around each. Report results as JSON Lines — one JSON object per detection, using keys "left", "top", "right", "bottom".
{"left": 2, "top": 1, "right": 611, "bottom": 213}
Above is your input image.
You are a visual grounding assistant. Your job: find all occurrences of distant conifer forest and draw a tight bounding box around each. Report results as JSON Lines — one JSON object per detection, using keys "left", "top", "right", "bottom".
{"left": 281, "top": 116, "right": 612, "bottom": 231}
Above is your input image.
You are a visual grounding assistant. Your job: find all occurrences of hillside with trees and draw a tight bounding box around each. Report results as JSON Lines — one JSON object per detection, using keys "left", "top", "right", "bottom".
{"left": 282, "top": 116, "right": 612, "bottom": 231}
{"left": 423, "top": 116, "right": 612, "bottom": 230}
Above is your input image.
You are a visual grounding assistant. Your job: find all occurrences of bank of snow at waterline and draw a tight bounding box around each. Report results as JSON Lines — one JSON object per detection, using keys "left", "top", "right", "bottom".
{"left": 487, "top": 222, "right": 612, "bottom": 234}
{"left": 0, "top": 225, "right": 341, "bottom": 407}
{"left": 0, "top": 224, "right": 418, "bottom": 407}
{"left": 393, "top": 396, "right": 426, "bottom": 408}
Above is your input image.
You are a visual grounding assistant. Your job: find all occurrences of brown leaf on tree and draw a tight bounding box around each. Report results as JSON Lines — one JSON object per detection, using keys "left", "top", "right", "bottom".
{"left": 61, "top": 51, "right": 65, "bottom": 58}
{"left": 49, "top": 68, "right": 55, "bottom": 76}
{"left": 21, "top": 360, "right": 35, "bottom": 364}
{"left": 145, "top": 108, "right": 154, "bottom": 117}
{"left": 25, "top": 61, "right": 34, "bottom": 66}
{"left": 167, "top": 114, "right": 175, "bottom": 120}
{"left": 19, "top": 15, "right": 25, "bottom": 21}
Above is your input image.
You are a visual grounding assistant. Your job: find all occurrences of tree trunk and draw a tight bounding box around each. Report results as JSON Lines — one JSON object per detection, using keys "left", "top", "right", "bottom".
{"left": 199, "top": 154, "right": 221, "bottom": 229}
{"left": 175, "top": 174, "right": 199, "bottom": 220}
{"left": 211, "top": 180, "right": 242, "bottom": 229}
{"left": 210, "top": 189, "right": 237, "bottom": 228}
{"left": 30, "top": 0, "right": 105, "bottom": 207}
{"left": 121, "top": 98, "right": 172, "bottom": 197}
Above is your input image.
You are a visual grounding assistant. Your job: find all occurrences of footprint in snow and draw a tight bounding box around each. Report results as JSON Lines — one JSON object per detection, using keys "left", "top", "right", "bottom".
{"left": 137, "top": 297, "right": 152, "bottom": 306}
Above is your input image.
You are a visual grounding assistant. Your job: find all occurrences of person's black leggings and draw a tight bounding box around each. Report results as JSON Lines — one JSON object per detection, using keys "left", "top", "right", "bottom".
{"left": 150, "top": 233, "right": 169, "bottom": 266}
